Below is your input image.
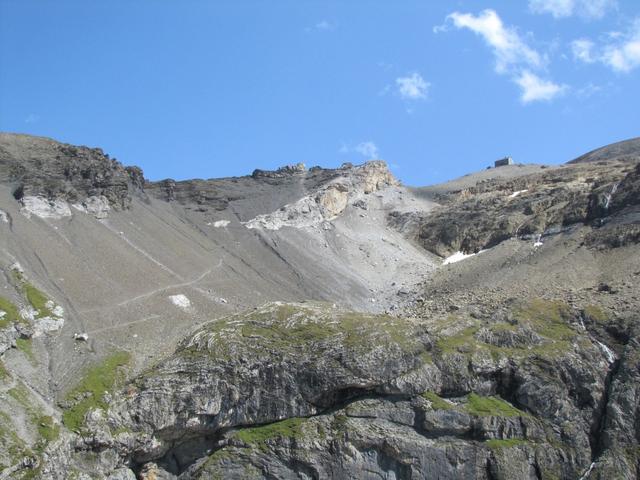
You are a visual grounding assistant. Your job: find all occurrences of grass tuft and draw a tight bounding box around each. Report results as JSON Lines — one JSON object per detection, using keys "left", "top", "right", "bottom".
{"left": 16, "top": 338, "right": 35, "bottom": 363}
{"left": 436, "top": 299, "right": 577, "bottom": 360}
{"left": 422, "top": 391, "right": 453, "bottom": 410}
{"left": 234, "top": 417, "right": 306, "bottom": 451}
{"left": 22, "top": 283, "right": 53, "bottom": 319}
{"left": 183, "top": 303, "right": 429, "bottom": 363}
{"left": 0, "top": 296, "right": 20, "bottom": 328}
{"left": 485, "top": 438, "right": 528, "bottom": 450}
{"left": 465, "top": 393, "right": 527, "bottom": 417}
{"left": 36, "top": 415, "right": 60, "bottom": 445}
{"left": 583, "top": 305, "right": 608, "bottom": 324}
{"left": 62, "top": 351, "right": 130, "bottom": 432}
{"left": 514, "top": 299, "right": 574, "bottom": 341}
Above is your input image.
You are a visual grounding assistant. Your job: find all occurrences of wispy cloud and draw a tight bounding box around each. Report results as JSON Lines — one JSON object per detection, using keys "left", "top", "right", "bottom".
{"left": 306, "top": 20, "right": 335, "bottom": 33}
{"left": 528, "top": 0, "right": 616, "bottom": 19}
{"left": 447, "top": 10, "right": 544, "bottom": 74}
{"left": 575, "top": 82, "right": 604, "bottom": 98}
{"left": 396, "top": 73, "right": 430, "bottom": 100}
{"left": 442, "top": 9, "right": 566, "bottom": 104}
{"left": 354, "top": 141, "right": 379, "bottom": 159}
{"left": 24, "top": 113, "right": 40, "bottom": 124}
{"left": 340, "top": 141, "right": 380, "bottom": 160}
{"left": 572, "top": 19, "right": 640, "bottom": 72}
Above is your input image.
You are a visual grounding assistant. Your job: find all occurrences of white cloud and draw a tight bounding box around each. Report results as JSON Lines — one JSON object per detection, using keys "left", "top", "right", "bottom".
{"left": 315, "top": 20, "right": 333, "bottom": 31}
{"left": 433, "top": 23, "right": 449, "bottom": 34}
{"left": 529, "top": 0, "right": 574, "bottom": 18}
{"left": 447, "top": 9, "right": 543, "bottom": 73}
{"left": 339, "top": 141, "right": 380, "bottom": 159}
{"left": 515, "top": 71, "right": 568, "bottom": 103}
{"left": 306, "top": 20, "right": 335, "bottom": 33}
{"left": 445, "top": 9, "right": 564, "bottom": 104}
{"left": 354, "top": 141, "right": 379, "bottom": 159}
{"left": 571, "top": 38, "right": 596, "bottom": 62}
{"left": 573, "top": 19, "right": 640, "bottom": 72}
{"left": 575, "top": 82, "right": 603, "bottom": 98}
{"left": 24, "top": 113, "right": 40, "bottom": 124}
{"left": 396, "top": 73, "right": 430, "bottom": 100}
{"left": 529, "top": 0, "right": 616, "bottom": 19}
{"left": 602, "top": 27, "right": 640, "bottom": 72}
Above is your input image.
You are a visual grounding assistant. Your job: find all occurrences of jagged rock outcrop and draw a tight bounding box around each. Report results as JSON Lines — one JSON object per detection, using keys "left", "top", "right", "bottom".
{"left": 244, "top": 161, "right": 399, "bottom": 229}
{"left": 145, "top": 163, "right": 342, "bottom": 216}
{"left": 391, "top": 159, "right": 639, "bottom": 258}
{"left": 252, "top": 162, "right": 307, "bottom": 178}
{"left": 0, "top": 133, "right": 143, "bottom": 217}
{"left": 146, "top": 160, "right": 398, "bottom": 228}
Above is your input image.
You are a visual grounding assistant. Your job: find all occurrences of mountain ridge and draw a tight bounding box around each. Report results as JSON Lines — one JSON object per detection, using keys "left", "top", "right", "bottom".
{"left": 0, "top": 132, "right": 639, "bottom": 479}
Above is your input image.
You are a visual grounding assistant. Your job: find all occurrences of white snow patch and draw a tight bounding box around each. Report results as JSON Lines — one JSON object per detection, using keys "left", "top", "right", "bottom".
{"left": 595, "top": 340, "right": 616, "bottom": 364}
{"left": 20, "top": 196, "right": 72, "bottom": 219}
{"left": 509, "top": 189, "right": 528, "bottom": 198}
{"left": 533, "top": 235, "right": 544, "bottom": 248}
{"left": 0, "top": 210, "right": 8, "bottom": 223}
{"left": 169, "top": 294, "right": 191, "bottom": 310}
{"left": 74, "top": 332, "right": 89, "bottom": 341}
{"left": 212, "top": 220, "right": 230, "bottom": 228}
{"left": 443, "top": 250, "right": 486, "bottom": 265}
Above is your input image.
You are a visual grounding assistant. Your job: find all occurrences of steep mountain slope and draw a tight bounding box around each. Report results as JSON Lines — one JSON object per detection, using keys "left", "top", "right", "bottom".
{"left": 0, "top": 133, "right": 639, "bottom": 479}
{"left": 568, "top": 137, "right": 640, "bottom": 164}
{"left": 0, "top": 133, "right": 436, "bottom": 378}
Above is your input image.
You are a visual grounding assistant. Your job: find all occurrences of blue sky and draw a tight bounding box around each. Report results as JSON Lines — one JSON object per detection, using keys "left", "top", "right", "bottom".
{"left": 1, "top": 1, "right": 638, "bottom": 186}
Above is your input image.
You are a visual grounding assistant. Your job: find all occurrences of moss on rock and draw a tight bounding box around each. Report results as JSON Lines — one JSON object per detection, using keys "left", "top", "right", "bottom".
{"left": 0, "top": 296, "right": 20, "bottom": 328}
{"left": 422, "top": 391, "right": 454, "bottom": 410}
{"left": 233, "top": 417, "right": 307, "bottom": 451}
{"left": 465, "top": 393, "right": 528, "bottom": 418}
{"left": 181, "top": 302, "right": 429, "bottom": 361}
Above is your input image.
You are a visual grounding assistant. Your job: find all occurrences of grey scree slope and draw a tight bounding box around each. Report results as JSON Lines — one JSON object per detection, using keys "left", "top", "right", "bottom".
{"left": 0, "top": 132, "right": 639, "bottom": 479}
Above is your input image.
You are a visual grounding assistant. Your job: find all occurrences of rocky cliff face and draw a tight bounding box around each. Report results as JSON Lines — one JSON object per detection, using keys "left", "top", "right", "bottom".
{"left": 0, "top": 133, "right": 143, "bottom": 220}
{"left": 391, "top": 160, "right": 639, "bottom": 258}
{"left": 0, "top": 133, "right": 639, "bottom": 479}
{"left": 48, "top": 298, "right": 634, "bottom": 479}
{"left": 243, "top": 161, "right": 399, "bottom": 230}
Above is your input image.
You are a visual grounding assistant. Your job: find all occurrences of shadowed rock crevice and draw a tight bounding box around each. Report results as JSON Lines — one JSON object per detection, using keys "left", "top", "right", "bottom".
{"left": 589, "top": 357, "right": 621, "bottom": 460}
